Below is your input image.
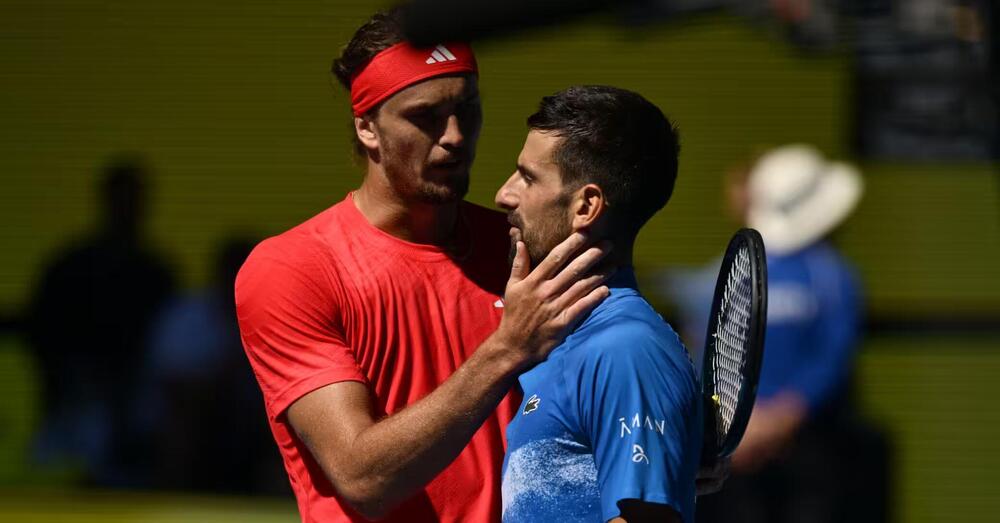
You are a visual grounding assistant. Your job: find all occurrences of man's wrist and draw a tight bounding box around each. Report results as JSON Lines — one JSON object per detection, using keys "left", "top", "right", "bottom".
{"left": 477, "top": 332, "right": 530, "bottom": 378}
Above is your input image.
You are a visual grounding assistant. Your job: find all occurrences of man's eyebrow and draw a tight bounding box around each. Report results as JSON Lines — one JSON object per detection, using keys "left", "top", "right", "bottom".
{"left": 517, "top": 163, "right": 536, "bottom": 178}
{"left": 402, "top": 91, "right": 479, "bottom": 112}
{"left": 400, "top": 100, "right": 438, "bottom": 112}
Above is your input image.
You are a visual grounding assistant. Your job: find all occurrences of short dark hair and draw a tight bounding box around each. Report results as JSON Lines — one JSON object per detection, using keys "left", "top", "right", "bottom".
{"left": 527, "top": 85, "right": 680, "bottom": 236}
{"left": 332, "top": 8, "right": 407, "bottom": 156}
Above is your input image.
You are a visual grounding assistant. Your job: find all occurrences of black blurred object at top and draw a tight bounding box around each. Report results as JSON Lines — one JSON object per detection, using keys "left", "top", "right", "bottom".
{"left": 400, "top": 0, "right": 835, "bottom": 46}
{"left": 401, "top": 0, "right": 613, "bottom": 45}
{"left": 400, "top": 0, "right": 733, "bottom": 45}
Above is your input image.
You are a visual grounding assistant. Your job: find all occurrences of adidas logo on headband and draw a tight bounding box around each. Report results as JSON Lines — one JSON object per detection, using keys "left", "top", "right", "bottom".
{"left": 425, "top": 44, "right": 458, "bottom": 64}
{"left": 350, "top": 41, "right": 478, "bottom": 116}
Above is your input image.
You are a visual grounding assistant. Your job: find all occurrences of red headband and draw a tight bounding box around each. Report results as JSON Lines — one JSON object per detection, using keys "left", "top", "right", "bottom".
{"left": 350, "top": 42, "right": 478, "bottom": 116}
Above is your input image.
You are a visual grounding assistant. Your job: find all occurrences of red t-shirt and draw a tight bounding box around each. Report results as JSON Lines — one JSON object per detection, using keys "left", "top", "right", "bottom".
{"left": 235, "top": 194, "right": 519, "bottom": 522}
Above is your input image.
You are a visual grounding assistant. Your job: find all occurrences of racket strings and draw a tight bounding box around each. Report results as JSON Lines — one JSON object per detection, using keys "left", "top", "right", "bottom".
{"left": 711, "top": 246, "right": 754, "bottom": 443}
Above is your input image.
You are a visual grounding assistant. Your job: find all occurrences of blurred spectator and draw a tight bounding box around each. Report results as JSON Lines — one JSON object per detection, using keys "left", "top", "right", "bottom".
{"left": 140, "top": 236, "right": 287, "bottom": 495}
{"left": 728, "top": 146, "right": 863, "bottom": 474}
{"left": 26, "top": 155, "right": 175, "bottom": 485}
{"left": 659, "top": 145, "right": 890, "bottom": 523}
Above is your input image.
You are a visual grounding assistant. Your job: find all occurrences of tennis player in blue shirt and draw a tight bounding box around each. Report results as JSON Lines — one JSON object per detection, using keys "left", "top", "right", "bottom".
{"left": 495, "top": 86, "right": 701, "bottom": 523}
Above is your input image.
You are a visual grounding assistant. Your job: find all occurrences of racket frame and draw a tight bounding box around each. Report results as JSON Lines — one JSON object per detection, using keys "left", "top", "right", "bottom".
{"left": 700, "top": 228, "right": 768, "bottom": 462}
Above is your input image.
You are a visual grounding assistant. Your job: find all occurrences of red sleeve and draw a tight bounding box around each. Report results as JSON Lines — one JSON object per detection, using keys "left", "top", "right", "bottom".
{"left": 235, "top": 238, "right": 365, "bottom": 420}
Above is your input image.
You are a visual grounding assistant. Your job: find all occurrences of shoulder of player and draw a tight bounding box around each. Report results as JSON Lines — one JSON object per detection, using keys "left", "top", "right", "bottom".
{"left": 581, "top": 291, "right": 663, "bottom": 331}
{"left": 242, "top": 231, "right": 322, "bottom": 274}
{"left": 563, "top": 316, "right": 697, "bottom": 405}
{"left": 245, "top": 199, "right": 359, "bottom": 266}
{"left": 570, "top": 298, "right": 686, "bottom": 365}
{"left": 236, "top": 203, "right": 355, "bottom": 297}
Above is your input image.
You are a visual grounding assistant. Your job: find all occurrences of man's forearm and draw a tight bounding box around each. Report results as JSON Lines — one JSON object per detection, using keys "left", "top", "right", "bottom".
{"left": 317, "top": 335, "right": 522, "bottom": 518}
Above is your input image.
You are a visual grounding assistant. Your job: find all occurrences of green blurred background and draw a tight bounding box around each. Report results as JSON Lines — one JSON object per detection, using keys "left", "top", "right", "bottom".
{"left": 1, "top": 1, "right": 997, "bottom": 521}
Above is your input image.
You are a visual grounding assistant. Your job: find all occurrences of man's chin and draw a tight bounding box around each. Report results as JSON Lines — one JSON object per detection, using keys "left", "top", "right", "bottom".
{"left": 416, "top": 177, "right": 469, "bottom": 205}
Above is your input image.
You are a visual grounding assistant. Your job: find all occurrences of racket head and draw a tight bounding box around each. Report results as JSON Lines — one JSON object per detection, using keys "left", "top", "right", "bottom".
{"left": 700, "top": 228, "right": 768, "bottom": 462}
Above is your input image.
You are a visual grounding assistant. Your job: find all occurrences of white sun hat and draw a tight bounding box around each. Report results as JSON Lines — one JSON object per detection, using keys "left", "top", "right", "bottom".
{"left": 746, "top": 144, "right": 863, "bottom": 255}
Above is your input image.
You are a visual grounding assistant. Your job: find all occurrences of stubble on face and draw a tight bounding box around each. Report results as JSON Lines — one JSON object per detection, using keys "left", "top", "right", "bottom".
{"left": 507, "top": 194, "right": 574, "bottom": 269}
{"left": 379, "top": 131, "right": 470, "bottom": 205}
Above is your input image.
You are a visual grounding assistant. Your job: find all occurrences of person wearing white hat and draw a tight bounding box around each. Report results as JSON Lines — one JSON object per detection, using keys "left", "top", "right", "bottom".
{"left": 730, "top": 143, "right": 864, "bottom": 468}
{"left": 694, "top": 145, "right": 890, "bottom": 523}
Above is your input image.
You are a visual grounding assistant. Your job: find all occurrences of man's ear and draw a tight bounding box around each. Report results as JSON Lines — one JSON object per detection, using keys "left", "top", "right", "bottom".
{"left": 571, "top": 183, "right": 606, "bottom": 230}
{"left": 355, "top": 115, "right": 379, "bottom": 152}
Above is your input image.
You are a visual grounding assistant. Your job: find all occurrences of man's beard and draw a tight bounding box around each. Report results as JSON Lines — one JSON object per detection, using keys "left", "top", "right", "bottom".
{"left": 507, "top": 208, "right": 574, "bottom": 269}
{"left": 420, "top": 171, "right": 469, "bottom": 204}
{"left": 381, "top": 139, "right": 470, "bottom": 205}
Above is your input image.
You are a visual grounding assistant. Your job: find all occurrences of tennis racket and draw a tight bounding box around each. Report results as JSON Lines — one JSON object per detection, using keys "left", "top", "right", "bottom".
{"left": 700, "top": 228, "right": 768, "bottom": 464}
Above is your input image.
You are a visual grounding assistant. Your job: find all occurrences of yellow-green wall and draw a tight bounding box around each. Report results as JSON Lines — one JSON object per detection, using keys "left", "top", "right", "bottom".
{"left": 3, "top": 2, "right": 997, "bottom": 314}
{"left": 2, "top": 2, "right": 999, "bottom": 522}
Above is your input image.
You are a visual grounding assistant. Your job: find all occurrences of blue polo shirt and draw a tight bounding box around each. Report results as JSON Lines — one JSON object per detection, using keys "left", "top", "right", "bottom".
{"left": 501, "top": 268, "right": 702, "bottom": 523}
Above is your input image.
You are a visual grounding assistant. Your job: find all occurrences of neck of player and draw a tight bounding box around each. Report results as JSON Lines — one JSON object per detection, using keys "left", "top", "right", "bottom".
{"left": 353, "top": 178, "right": 460, "bottom": 247}
{"left": 606, "top": 240, "right": 634, "bottom": 272}
{"left": 585, "top": 221, "right": 635, "bottom": 271}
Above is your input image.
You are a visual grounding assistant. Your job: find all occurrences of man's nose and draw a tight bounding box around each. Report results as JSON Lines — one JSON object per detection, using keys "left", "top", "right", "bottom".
{"left": 495, "top": 174, "right": 518, "bottom": 210}
{"left": 439, "top": 114, "right": 465, "bottom": 149}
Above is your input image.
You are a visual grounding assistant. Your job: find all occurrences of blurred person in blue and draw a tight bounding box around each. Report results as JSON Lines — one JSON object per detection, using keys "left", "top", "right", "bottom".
{"left": 663, "top": 145, "right": 889, "bottom": 523}
{"left": 496, "top": 86, "right": 705, "bottom": 523}
{"left": 140, "top": 236, "right": 286, "bottom": 494}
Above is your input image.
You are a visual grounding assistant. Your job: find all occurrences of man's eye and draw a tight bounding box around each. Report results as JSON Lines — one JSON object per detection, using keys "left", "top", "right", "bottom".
{"left": 409, "top": 110, "right": 434, "bottom": 122}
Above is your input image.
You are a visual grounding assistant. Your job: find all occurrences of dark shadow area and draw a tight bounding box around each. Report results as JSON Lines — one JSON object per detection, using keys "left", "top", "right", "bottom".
{"left": 20, "top": 155, "right": 287, "bottom": 496}
{"left": 25, "top": 154, "right": 176, "bottom": 486}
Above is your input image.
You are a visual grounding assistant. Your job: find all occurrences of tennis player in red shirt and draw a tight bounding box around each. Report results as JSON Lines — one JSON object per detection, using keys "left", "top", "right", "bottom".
{"left": 235, "top": 10, "right": 612, "bottom": 522}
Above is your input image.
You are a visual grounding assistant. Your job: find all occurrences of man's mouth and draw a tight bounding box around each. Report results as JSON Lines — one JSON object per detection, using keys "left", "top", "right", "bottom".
{"left": 507, "top": 214, "right": 525, "bottom": 246}
{"left": 430, "top": 155, "right": 465, "bottom": 170}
